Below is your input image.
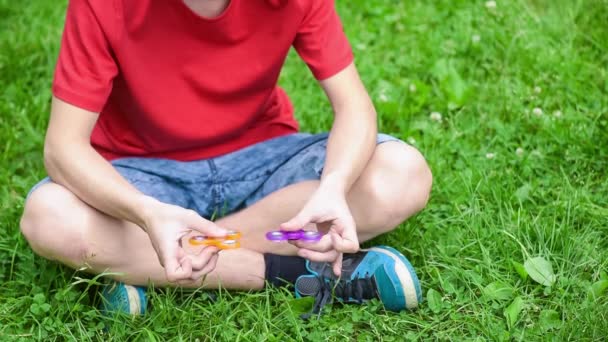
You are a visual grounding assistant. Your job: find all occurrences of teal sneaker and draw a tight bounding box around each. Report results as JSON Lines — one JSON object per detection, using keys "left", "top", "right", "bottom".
{"left": 295, "top": 246, "right": 422, "bottom": 317}
{"left": 99, "top": 282, "right": 147, "bottom": 315}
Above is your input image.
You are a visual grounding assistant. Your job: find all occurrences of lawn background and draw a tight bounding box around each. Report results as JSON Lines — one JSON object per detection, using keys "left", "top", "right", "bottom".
{"left": 1, "top": 0, "right": 607, "bottom": 340}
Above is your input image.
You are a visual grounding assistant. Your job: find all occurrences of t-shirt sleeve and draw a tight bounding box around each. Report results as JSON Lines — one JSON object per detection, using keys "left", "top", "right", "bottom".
{"left": 52, "top": 0, "right": 118, "bottom": 113}
{"left": 293, "top": 0, "right": 354, "bottom": 81}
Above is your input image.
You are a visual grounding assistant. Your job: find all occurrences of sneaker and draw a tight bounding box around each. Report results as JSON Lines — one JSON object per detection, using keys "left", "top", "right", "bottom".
{"left": 99, "top": 282, "right": 147, "bottom": 315}
{"left": 295, "top": 246, "right": 422, "bottom": 317}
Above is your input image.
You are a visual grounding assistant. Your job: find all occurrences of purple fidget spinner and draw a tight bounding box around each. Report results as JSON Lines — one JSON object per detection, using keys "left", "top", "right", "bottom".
{"left": 265, "top": 229, "right": 322, "bottom": 242}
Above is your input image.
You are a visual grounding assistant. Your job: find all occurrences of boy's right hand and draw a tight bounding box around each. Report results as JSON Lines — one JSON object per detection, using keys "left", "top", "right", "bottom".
{"left": 138, "top": 197, "right": 228, "bottom": 283}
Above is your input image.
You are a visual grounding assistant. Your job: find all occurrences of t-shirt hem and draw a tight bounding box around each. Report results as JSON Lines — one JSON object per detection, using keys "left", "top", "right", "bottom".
{"left": 52, "top": 83, "right": 106, "bottom": 113}
{"left": 96, "top": 127, "right": 298, "bottom": 162}
{"left": 313, "top": 54, "right": 354, "bottom": 81}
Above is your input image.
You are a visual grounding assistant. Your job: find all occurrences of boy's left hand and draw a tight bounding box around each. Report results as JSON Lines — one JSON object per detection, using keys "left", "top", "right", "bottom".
{"left": 280, "top": 185, "right": 359, "bottom": 276}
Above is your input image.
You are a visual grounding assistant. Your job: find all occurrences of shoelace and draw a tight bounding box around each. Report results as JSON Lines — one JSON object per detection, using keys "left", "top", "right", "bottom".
{"left": 302, "top": 265, "right": 377, "bottom": 319}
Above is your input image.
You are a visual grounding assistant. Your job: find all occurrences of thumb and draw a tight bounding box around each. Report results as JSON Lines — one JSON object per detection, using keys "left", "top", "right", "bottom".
{"left": 280, "top": 210, "right": 312, "bottom": 231}
{"left": 186, "top": 211, "right": 227, "bottom": 237}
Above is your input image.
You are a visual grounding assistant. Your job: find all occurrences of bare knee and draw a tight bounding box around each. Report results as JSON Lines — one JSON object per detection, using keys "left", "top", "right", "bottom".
{"left": 20, "top": 183, "right": 91, "bottom": 267}
{"left": 358, "top": 142, "right": 432, "bottom": 232}
{"left": 393, "top": 143, "right": 433, "bottom": 212}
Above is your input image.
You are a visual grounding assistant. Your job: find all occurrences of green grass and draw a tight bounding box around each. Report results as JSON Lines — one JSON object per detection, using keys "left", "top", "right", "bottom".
{"left": 1, "top": 0, "right": 607, "bottom": 340}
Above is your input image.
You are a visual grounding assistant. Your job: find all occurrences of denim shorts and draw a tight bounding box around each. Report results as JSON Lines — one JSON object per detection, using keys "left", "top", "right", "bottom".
{"left": 28, "top": 133, "right": 400, "bottom": 219}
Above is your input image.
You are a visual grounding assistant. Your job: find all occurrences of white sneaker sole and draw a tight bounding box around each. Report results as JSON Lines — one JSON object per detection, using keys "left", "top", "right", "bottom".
{"left": 124, "top": 284, "right": 144, "bottom": 315}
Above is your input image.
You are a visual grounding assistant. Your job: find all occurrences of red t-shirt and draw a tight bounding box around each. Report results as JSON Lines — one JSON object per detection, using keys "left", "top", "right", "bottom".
{"left": 53, "top": 0, "right": 353, "bottom": 161}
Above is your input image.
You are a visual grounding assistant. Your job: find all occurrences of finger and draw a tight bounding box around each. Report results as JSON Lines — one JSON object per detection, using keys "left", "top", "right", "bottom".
{"left": 289, "top": 233, "right": 333, "bottom": 252}
{"left": 280, "top": 210, "right": 313, "bottom": 231}
{"left": 186, "top": 210, "right": 227, "bottom": 237}
{"left": 331, "top": 229, "right": 359, "bottom": 254}
{"left": 199, "top": 253, "right": 219, "bottom": 276}
{"left": 191, "top": 254, "right": 219, "bottom": 281}
{"left": 332, "top": 253, "right": 343, "bottom": 276}
{"left": 330, "top": 217, "right": 360, "bottom": 254}
{"left": 190, "top": 246, "right": 219, "bottom": 270}
{"left": 297, "top": 248, "right": 339, "bottom": 263}
{"left": 165, "top": 254, "right": 192, "bottom": 282}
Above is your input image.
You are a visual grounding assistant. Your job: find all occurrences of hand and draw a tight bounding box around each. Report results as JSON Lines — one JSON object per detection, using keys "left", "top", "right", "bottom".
{"left": 280, "top": 185, "right": 359, "bottom": 276}
{"left": 139, "top": 197, "right": 227, "bottom": 283}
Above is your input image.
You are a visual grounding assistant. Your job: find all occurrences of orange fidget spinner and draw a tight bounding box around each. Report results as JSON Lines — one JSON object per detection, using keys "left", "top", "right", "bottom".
{"left": 188, "top": 230, "right": 242, "bottom": 249}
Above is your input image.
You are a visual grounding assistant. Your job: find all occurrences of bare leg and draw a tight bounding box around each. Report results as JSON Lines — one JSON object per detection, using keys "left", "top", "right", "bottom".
{"left": 20, "top": 142, "right": 432, "bottom": 289}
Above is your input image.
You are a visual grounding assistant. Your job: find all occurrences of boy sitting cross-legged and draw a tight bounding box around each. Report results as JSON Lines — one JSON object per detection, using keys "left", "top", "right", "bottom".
{"left": 20, "top": 0, "right": 432, "bottom": 316}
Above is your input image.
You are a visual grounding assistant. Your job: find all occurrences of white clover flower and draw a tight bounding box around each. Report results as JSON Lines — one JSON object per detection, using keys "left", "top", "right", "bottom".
{"left": 379, "top": 92, "right": 389, "bottom": 102}
{"left": 485, "top": 1, "right": 497, "bottom": 9}
{"left": 553, "top": 110, "right": 562, "bottom": 118}
{"left": 430, "top": 112, "right": 443, "bottom": 122}
{"left": 534, "top": 86, "right": 542, "bottom": 94}
{"left": 472, "top": 34, "right": 481, "bottom": 44}
{"left": 486, "top": 152, "right": 496, "bottom": 159}
{"left": 532, "top": 107, "right": 543, "bottom": 116}
{"left": 409, "top": 84, "right": 417, "bottom": 93}
{"left": 516, "top": 147, "right": 524, "bottom": 156}
{"left": 407, "top": 137, "right": 416, "bottom": 145}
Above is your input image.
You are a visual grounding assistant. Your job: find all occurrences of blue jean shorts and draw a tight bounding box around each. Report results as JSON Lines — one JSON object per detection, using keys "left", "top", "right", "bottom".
{"left": 28, "top": 133, "right": 399, "bottom": 219}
